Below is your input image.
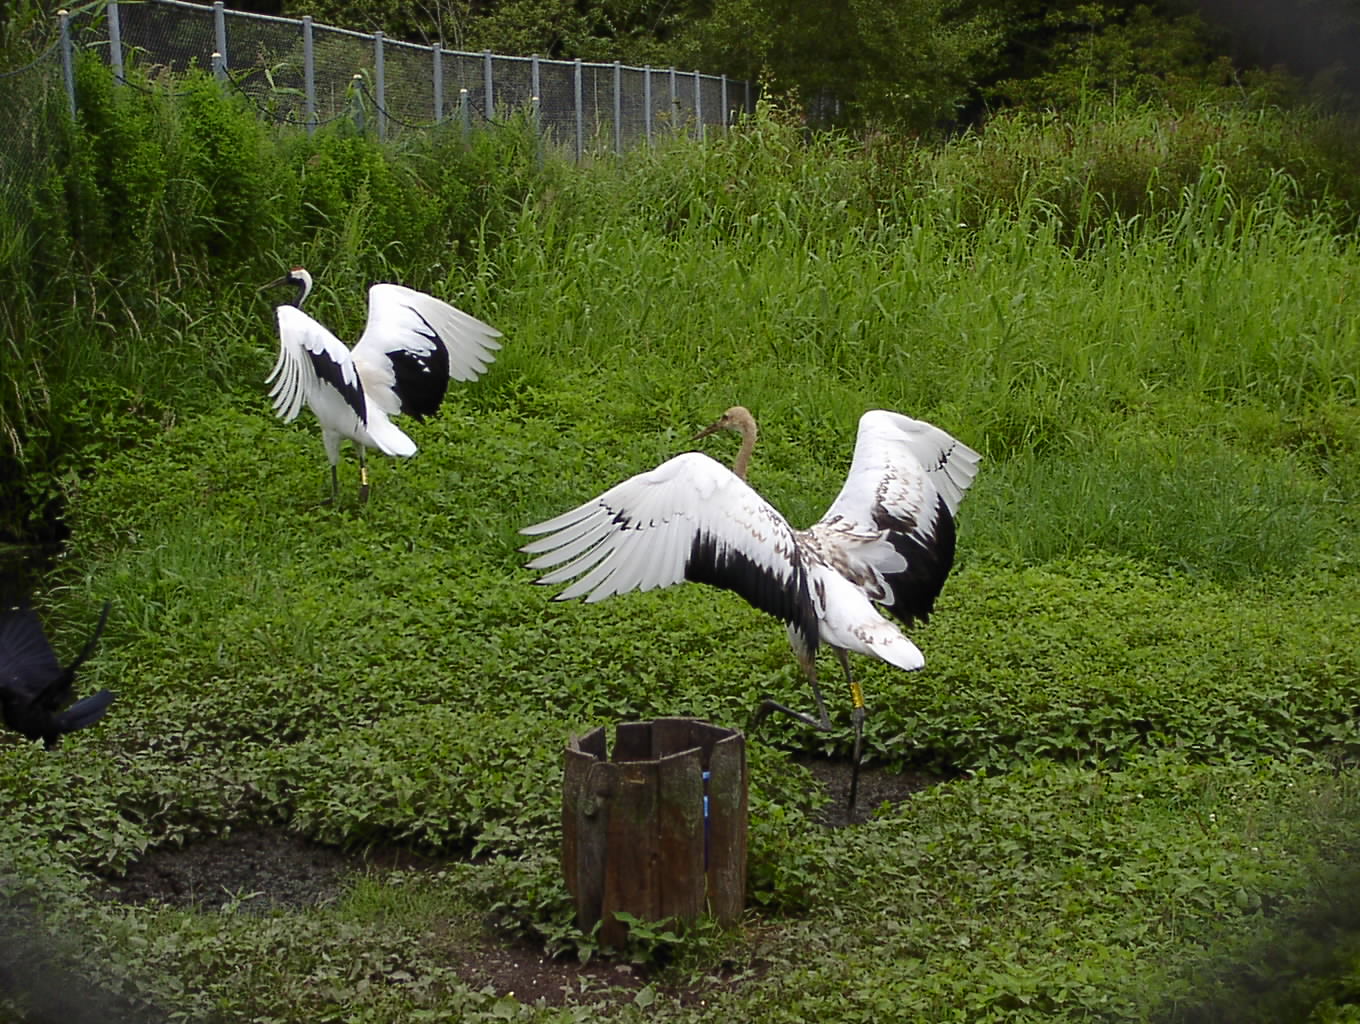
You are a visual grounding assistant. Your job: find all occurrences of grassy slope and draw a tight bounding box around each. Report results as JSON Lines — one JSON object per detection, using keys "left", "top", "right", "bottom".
{"left": 3, "top": 109, "right": 1360, "bottom": 1021}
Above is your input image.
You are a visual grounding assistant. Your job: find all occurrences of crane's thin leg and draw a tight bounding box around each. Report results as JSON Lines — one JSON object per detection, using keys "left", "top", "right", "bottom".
{"left": 837, "top": 649, "right": 866, "bottom": 812}
{"left": 322, "top": 464, "right": 338, "bottom": 506}
{"left": 357, "top": 450, "right": 370, "bottom": 505}
{"left": 751, "top": 656, "right": 833, "bottom": 734}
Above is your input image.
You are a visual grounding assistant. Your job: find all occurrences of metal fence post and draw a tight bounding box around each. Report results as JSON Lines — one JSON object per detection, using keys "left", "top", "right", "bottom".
{"left": 483, "top": 50, "right": 494, "bottom": 121}
{"left": 57, "top": 9, "right": 76, "bottom": 117}
{"left": 459, "top": 87, "right": 469, "bottom": 142}
{"left": 745, "top": 78, "right": 751, "bottom": 116}
{"left": 351, "top": 73, "right": 364, "bottom": 133}
{"left": 693, "top": 70, "right": 702, "bottom": 141}
{"left": 107, "top": 0, "right": 124, "bottom": 85}
{"left": 612, "top": 60, "right": 622, "bottom": 155}
{"left": 573, "top": 58, "right": 583, "bottom": 162}
{"left": 433, "top": 45, "right": 443, "bottom": 124}
{"left": 531, "top": 54, "right": 541, "bottom": 164}
{"left": 213, "top": 1, "right": 227, "bottom": 73}
{"left": 643, "top": 66, "right": 652, "bottom": 144}
{"left": 721, "top": 74, "right": 728, "bottom": 130}
{"left": 374, "top": 32, "right": 386, "bottom": 140}
{"left": 302, "top": 16, "right": 315, "bottom": 134}
{"left": 668, "top": 67, "right": 677, "bottom": 131}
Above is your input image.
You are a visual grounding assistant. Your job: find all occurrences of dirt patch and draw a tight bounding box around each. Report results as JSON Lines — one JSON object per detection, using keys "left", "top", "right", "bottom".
{"left": 796, "top": 754, "right": 948, "bottom": 827}
{"left": 104, "top": 828, "right": 358, "bottom": 913}
{"left": 95, "top": 760, "right": 942, "bottom": 1008}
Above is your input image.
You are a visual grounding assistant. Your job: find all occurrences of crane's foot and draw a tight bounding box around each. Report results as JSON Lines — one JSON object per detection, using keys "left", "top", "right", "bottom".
{"left": 750, "top": 698, "right": 831, "bottom": 735}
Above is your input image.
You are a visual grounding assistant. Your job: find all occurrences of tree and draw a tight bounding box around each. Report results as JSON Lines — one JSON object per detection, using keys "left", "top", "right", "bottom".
{"left": 672, "top": 0, "right": 1002, "bottom": 130}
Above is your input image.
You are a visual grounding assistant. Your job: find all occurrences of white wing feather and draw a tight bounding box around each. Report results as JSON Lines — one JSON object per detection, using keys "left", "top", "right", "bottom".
{"left": 817, "top": 410, "right": 981, "bottom": 534}
{"left": 352, "top": 284, "right": 502, "bottom": 415}
{"left": 266, "top": 306, "right": 364, "bottom": 426}
{"left": 521, "top": 451, "right": 805, "bottom": 605}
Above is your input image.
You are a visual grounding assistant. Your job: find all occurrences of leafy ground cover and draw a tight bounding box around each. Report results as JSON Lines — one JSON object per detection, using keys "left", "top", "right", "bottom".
{"left": 3, "top": 92, "right": 1360, "bottom": 1022}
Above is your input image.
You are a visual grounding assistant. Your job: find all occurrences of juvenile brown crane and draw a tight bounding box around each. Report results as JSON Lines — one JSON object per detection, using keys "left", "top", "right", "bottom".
{"left": 520, "top": 407, "right": 980, "bottom": 807}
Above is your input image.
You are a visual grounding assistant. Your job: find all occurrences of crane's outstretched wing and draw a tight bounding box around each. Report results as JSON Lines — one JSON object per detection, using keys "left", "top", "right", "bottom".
{"left": 0, "top": 604, "right": 61, "bottom": 700}
{"left": 267, "top": 305, "right": 368, "bottom": 426}
{"left": 808, "top": 411, "right": 981, "bottom": 625}
{"left": 352, "top": 285, "right": 502, "bottom": 420}
{"left": 520, "top": 451, "right": 819, "bottom": 657}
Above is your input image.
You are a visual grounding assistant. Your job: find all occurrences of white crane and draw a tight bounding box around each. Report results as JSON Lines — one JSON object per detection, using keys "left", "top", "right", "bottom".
{"left": 0, "top": 600, "right": 115, "bottom": 748}
{"left": 520, "top": 406, "right": 980, "bottom": 808}
{"left": 261, "top": 267, "right": 502, "bottom": 503}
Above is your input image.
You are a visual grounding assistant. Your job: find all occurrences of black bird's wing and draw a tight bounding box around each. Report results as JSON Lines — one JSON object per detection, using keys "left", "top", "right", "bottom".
{"left": 0, "top": 601, "right": 115, "bottom": 746}
{"left": 0, "top": 604, "right": 61, "bottom": 701}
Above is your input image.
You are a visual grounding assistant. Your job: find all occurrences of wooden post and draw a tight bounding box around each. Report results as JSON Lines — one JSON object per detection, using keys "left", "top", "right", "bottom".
{"left": 562, "top": 718, "right": 747, "bottom": 948}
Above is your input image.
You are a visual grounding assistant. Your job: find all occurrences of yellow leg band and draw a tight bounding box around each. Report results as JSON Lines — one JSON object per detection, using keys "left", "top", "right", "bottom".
{"left": 850, "top": 680, "right": 865, "bottom": 709}
{"left": 361, "top": 465, "right": 370, "bottom": 485}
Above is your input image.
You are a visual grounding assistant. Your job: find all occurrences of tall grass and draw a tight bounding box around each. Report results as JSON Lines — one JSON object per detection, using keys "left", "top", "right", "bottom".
{"left": 4, "top": 67, "right": 1360, "bottom": 1023}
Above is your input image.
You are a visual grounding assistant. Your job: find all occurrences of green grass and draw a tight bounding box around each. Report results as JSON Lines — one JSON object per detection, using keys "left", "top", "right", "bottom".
{"left": 4, "top": 92, "right": 1360, "bottom": 1022}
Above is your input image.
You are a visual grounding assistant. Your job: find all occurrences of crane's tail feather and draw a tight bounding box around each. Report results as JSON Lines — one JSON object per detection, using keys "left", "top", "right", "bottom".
{"left": 863, "top": 629, "right": 925, "bottom": 673}
{"left": 55, "top": 689, "right": 116, "bottom": 733}
{"left": 66, "top": 601, "right": 111, "bottom": 674}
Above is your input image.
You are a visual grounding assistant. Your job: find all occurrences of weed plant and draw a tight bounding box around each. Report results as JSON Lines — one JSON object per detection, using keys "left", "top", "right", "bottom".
{"left": 2, "top": 68, "right": 1360, "bottom": 1022}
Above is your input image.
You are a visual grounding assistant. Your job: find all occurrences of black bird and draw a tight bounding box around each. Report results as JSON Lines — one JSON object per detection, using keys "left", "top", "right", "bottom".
{"left": 0, "top": 601, "right": 115, "bottom": 747}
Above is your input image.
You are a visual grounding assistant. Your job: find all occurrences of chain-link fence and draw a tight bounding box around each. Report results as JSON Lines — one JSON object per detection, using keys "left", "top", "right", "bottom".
{"left": 33, "top": 0, "right": 753, "bottom": 159}
{"left": 0, "top": 32, "right": 72, "bottom": 254}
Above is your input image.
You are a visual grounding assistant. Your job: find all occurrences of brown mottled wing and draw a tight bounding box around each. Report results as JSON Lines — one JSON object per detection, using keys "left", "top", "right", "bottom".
{"left": 807, "top": 411, "right": 981, "bottom": 625}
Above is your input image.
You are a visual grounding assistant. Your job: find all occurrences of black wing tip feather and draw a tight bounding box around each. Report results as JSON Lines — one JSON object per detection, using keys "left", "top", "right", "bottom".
{"left": 57, "top": 688, "right": 116, "bottom": 733}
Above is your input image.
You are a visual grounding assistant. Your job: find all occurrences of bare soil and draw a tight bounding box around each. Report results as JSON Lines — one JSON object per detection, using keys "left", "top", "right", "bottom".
{"left": 99, "top": 758, "right": 943, "bottom": 1008}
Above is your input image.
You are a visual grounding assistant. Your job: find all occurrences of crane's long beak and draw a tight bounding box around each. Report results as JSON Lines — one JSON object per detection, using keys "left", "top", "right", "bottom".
{"left": 692, "top": 418, "right": 725, "bottom": 441}
{"left": 258, "top": 276, "right": 290, "bottom": 292}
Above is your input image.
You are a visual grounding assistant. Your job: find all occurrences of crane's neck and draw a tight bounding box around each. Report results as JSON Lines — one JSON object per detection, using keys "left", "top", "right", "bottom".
{"left": 731, "top": 415, "right": 757, "bottom": 482}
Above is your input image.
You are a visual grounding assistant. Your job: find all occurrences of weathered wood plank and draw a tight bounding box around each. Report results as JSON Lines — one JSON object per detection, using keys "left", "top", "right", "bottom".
{"left": 704, "top": 732, "right": 747, "bottom": 924}
{"left": 613, "top": 720, "right": 652, "bottom": 762}
{"left": 650, "top": 717, "right": 700, "bottom": 760}
{"left": 656, "top": 746, "right": 705, "bottom": 921}
{"left": 565, "top": 753, "right": 613, "bottom": 932}
{"left": 599, "top": 758, "right": 660, "bottom": 947}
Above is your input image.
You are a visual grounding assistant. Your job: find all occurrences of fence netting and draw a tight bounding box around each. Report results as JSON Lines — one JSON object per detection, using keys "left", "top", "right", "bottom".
{"left": 5, "top": 0, "right": 751, "bottom": 156}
